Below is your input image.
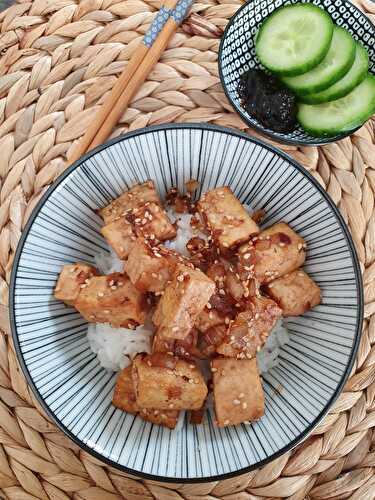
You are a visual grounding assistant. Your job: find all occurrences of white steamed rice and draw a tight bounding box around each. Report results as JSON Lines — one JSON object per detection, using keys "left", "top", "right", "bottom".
{"left": 87, "top": 206, "right": 290, "bottom": 374}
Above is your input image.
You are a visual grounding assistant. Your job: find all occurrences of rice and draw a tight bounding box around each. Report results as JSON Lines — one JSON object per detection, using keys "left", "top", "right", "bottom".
{"left": 87, "top": 323, "right": 153, "bottom": 371}
{"left": 87, "top": 204, "right": 289, "bottom": 383}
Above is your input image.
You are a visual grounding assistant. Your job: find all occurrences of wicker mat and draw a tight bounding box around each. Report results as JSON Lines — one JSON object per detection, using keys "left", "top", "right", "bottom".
{"left": 0, "top": 0, "right": 374, "bottom": 498}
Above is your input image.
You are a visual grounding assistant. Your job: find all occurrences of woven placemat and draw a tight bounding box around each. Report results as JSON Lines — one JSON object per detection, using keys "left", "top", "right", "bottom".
{"left": 0, "top": 0, "right": 374, "bottom": 498}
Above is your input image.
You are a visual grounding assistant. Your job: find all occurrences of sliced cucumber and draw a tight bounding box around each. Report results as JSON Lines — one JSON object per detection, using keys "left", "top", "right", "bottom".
{"left": 282, "top": 27, "right": 356, "bottom": 95}
{"left": 297, "top": 74, "right": 375, "bottom": 137}
{"left": 256, "top": 4, "right": 333, "bottom": 77}
{"left": 300, "top": 43, "right": 369, "bottom": 104}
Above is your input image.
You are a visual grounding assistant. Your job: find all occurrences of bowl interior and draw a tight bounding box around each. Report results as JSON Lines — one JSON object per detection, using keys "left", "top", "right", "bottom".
{"left": 219, "top": 0, "right": 375, "bottom": 146}
{"left": 10, "top": 125, "right": 362, "bottom": 481}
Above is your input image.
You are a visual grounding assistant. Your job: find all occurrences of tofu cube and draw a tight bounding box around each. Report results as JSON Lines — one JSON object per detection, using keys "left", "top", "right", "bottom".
{"left": 217, "top": 296, "right": 282, "bottom": 359}
{"left": 153, "top": 328, "right": 199, "bottom": 360}
{"left": 195, "top": 307, "right": 224, "bottom": 333}
{"left": 200, "top": 324, "right": 228, "bottom": 358}
{"left": 113, "top": 366, "right": 179, "bottom": 429}
{"left": 239, "top": 222, "right": 306, "bottom": 284}
{"left": 101, "top": 202, "right": 176, "bottom": 260}
{"left": 112, "top": 366, "right": 138, "bottom": 414}
{"left": 75, "top": 273, "right": 146, "bottom": 328}
{"left": 212, "top": 358, "right": 264, "bottom": 426}
{"left": 124, "top": 239, "right": 181, "bottom": 293}
{"left": 133, "top": 353, "right": 208, "bottom": 410}
{"left": 131, "top": 202, "right": 177, "bottom": 242}
{"left": 100, "top": 181, "right": 160, "bottom": 224}
{"left": 138, "top": 408, "right": 179, "bottom": 429}
{"left": 100, "top": 217, "right": 135, "bottom": 259}
{"left": 54, "top": 263, "right": 98, "bottom": 305}
{"left": 198, "top": 187, "right": 259, "bottom": 251}
{"left": 265, "top": 269, "right": 321, "bottom": 316}
{"left": 153, "top": 264, "right": 215, "bottom": 340}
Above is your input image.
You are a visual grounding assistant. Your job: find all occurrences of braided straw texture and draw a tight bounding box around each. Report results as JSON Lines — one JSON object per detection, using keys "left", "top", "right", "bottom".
{"left": 0, "top": 0, "right": 374, "bottom": 498}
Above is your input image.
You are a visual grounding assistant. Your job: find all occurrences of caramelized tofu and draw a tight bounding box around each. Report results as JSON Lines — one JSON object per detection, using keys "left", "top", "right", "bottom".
{"left": 113, "top": 366, "right": 179, "bottom": 429}
{"left": 100, "top": 217, "right": 135, "bottom": 259}
{"left": 112, "top": 366, "right": 139, "bottom": 414}
{"left": 265, "top": 269, "right": 321, "bottom": 316}
{"left": 101, "top": 202, "right": 176, "bottom": 260}
{"left": 195, "top": 307, "right": 224, "bottom": 333}
{"left": 133, "top": 353, "right": 207, "bottom": 410}
{"left": 153, "top": 264, "right": 215, "bottom": 340}
{"left": 200, "top": 324, "right": 228, "bottom": 358}
{"left": 239, "top": 222, "right": 306, "bottom": 284}
{"left": 198, "top": 187, "right": 259, "bottom": 251}
{"left": 217, "top": 296, "right": 282, "bottom": 359}
{"left": 138, "top": 408, "right": 179, "bottom": 429}
{"left": 75, "top": 273, "right": 146, "bottom": 328}
{"left": 100, "top": 181, "right": 160, "bottom": 224}
{"left": 130, "top": 202, "right": 176, "bottom": 242}
{"left": 212, "top": 358, "right": 264, "bottom": 426}
{"left": 153, "top": 328, "right": 200, "bottom": 360}
{"left": 124, "top": 239, "right": 181, "bottom": 293}
{"left": 54, "top": 263, "right": 98, "bottom": 305}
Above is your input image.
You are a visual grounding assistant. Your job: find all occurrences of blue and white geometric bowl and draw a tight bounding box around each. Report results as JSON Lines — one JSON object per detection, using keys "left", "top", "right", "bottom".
{"left": 10, "top": 124, "right": 363, "bottom": 482}
{"left": 218, "top": 0, "right": 375, "bottom": 146}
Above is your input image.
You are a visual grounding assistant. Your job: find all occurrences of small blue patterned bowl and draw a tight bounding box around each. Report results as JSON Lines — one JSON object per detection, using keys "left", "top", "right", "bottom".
{"left": 218, "top": 0, "right": 375, "bottom": 146}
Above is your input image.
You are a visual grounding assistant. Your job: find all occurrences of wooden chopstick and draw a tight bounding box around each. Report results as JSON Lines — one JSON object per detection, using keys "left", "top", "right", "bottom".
{"left": 69, "top": 0, "right": 181, "bottom": 164}
{"left": 88, "top": 0, "right": 194, "bottom": 151}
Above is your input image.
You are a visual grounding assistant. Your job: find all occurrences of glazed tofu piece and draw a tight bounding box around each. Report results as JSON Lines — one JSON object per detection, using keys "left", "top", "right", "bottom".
{"left": 112, "top": 366, "right": 139, "bottom": 414}
{"left": 54, "top": 263, "right": 98, "bottom": 306}
{"left": 133, "top": 353, "right": 208, "bottom": 410}
{"left": 131, "top": 202, "right": 176, "bottom": 242}
{"left": 153, "top": 264, "right": 215, "bottom": 340}
{"left": 124, "top": 239, "right": 182, "bottom": 293}
{"left": 113, "top": 366, "right": 179, "bottom": 429}
{"left": 195, "top": 307, "right": 224, "bottom": 333}
{"left": 75, "top": 273, "right": 146, "bottom": 328}
{"left": 100, "top": 217, "right": 135, "bottom": 259}
{"left": 101, "top": 202, "right": 176, "bottom": 260}
{"left": 217, "top": 296, "right": 282, "bottom": 359}
{"left": 265, "top": 269, "right": 321, "bottom": 316}
{"left": 152, "top": 328, "right": 200, "bottom": 360}
{"left": 198, "top": 187, "right": 259, "bottom": 251}
{"left": 212, "top": 358, "right": 264, "bottom": 426}
{"left": 200, "top": 324, "right": 228, "bottom": 358}
{"left": 238, "top": 222, "right": 306, "bottom": 284}
{"left": 100, "top": 181, "right": 160, "bottom": 224}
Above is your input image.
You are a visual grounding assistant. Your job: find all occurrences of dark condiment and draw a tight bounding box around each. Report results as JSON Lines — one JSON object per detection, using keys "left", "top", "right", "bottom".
{"left": 238, "top": 69, "right": 297, "bottom": 133}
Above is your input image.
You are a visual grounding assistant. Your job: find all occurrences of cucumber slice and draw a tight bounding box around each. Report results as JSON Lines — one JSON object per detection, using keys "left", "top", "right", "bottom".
{"left": 282, "top": 27, "right": 356, "bottom": 96}
{"left": 256, "top": 4, "right": 333, "bottom": 77}
{"left": 297, "top": 74, "right": 375, "bottom": 137}
{"left": 300, "top": 43, "right": 369, "bottom": 104}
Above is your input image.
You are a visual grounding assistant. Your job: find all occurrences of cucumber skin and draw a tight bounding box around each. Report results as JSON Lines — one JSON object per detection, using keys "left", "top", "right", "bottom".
{"left": 256, "top": 4, "right": 334, "bottom": 77}
{"left": 297, "top": 74, "right": 375, "bottom": 137}
{"left": 282, "top": 27, "right": 356, "bottom": 96}
{"left": 299, "top": 45, "right": 369, "bottom": 104}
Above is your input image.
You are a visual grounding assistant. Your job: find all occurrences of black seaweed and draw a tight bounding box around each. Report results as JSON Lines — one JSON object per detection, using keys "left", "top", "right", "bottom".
{"left": 238, "top": 69, "right": 297, "bottom": 133}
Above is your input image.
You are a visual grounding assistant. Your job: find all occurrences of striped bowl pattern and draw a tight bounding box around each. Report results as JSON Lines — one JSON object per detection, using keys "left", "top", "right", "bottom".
{"left": 10, "top": 124, "right": 363, "bottom": 482}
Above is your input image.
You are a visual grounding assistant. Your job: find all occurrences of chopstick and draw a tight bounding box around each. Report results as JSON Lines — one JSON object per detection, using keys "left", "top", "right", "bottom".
{"left": 69, "top": 0, "right": 192, "bottom": 163}
{"left": 88, "top": 0, "right": 193, "bottom": 152}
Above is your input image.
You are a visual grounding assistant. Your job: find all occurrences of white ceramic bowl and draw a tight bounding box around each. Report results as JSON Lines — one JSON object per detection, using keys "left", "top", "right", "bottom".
{"left": 10, "top": 124, "right": 363, "bottom": 482}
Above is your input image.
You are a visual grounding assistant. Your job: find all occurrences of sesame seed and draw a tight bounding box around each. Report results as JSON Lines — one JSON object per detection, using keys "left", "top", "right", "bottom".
{"left": 298, "top": 272, "right": 305, "bottom": 277}
{"left": 151, "top": 273, "right": 158, "bottom": 278}
{"left": 211, "top": 367, "right": 217, "bottom": 372}
{"left": 242, "top": 402, "right": 247, "bottom": 409}
{"left": 243, "top": 253, "right": 251, "bottom": 260}
{"left": 223, "top": 419, "right": 230, "bottom": 425}
{"left": 225, "top": 317, "right": 230, "bottom": 325}
{"left": 111, "top": 285, "right": 117, "bottom": 290}
{"left": 172, "top": 326, "right": 179, "bottom": 332}
{"left": 109, "top": 280, "right": 114, "bottom": 286}
{"left": 98, "top": 292, "right": 104, "bottom": 297}
{"left": 208, "top": 312, "right": 214, "bottom": 320}
{"left": 254, "top": 313, "right": 259, "bottom": 320}
{"left": 230, "top": 335, "right": 235, "bottom": 341}
{"left": 279, "top": 242, "right": 286, "bottom": 247}
{"left": 168, "top": 403, "right": 174, "bottom": 409}
{"left": 104, "top": 310, "right": 110, "bottom": 314}
{"left": 188, "top": 379, "right": 194, "bottom": 384}
{"left": 80, "top": 284, "right": 87, "bottom": 288}
{"left": 233, "top": 399, "right": 240, "bottom": 405}
{"left": 134, "top": 218, "right": 141, "bottom": 223}
{"left": 239, "top": 393, "right": 244, "bottom": 398}
{"left": 141, "top": 218, "right": 147, "bottom": 225}
{"left": 219, "top": 289, "right": 226, "bottom": 296}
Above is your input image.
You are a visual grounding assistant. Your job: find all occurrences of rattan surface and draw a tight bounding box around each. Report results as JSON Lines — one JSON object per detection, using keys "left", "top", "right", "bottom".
{"left": 0, "top": 0, "right": 374, "bottom": 498}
